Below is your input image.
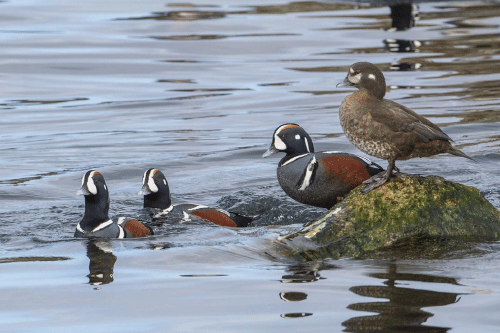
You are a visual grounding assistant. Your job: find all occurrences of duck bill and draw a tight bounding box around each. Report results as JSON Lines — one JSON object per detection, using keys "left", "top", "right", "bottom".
{"left": 262, "top": 145, "right": 279, "bottom": 158}
{"left": 137, "top": 184, "right": 152, "bottom": 196}
{"left": 336, "top": 76, "right": 354, "bottom": 88}
{"left": 77, "top": 187, "right": 92, "bottom": 196}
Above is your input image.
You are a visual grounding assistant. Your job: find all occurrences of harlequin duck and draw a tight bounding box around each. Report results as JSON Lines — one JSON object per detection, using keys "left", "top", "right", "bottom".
{"left": 138, "top": 168, "right": 254, "bottom": 227}
{"left": 75, "top": 170, "right": 153, "bottom": 238}
{"left": 262, "top": 124, "right": 384, "bottom": 209}
{"left": 337, "top": 62, "right": 472, "bottom": 191}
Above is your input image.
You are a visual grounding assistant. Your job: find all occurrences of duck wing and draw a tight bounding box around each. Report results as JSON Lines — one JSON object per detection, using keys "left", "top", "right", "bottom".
{"left": 370, "top": 99, "right": 452, "bottom": 143}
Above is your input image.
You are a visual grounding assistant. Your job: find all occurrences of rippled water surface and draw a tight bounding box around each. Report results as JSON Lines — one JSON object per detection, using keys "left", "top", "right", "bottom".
{"left": 1, "top": 0, "right": 500, "bottom": 331}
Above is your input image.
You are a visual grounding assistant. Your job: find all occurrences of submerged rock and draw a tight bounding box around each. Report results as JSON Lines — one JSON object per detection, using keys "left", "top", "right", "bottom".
{"left": 274, "top": 174, "right": 500, "bottom": 260}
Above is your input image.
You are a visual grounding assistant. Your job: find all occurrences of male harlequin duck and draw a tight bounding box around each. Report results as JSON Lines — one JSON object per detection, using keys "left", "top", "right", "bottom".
{"left": 263, "top": 124, "right": 384, "bottom": 209}
{"left": 337, "top": 62, "right": 472, "bottom": 191}
{"left": 138, "top": 168, "right": 254, "bottom": 227}
{"left": 75, "top": 170, "right": 153, "bottom": 238}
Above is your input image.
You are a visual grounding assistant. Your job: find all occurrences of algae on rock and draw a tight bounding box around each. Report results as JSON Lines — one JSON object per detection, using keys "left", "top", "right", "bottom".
{"left": 276, "top": 174, "right": 500, "bottom": 260}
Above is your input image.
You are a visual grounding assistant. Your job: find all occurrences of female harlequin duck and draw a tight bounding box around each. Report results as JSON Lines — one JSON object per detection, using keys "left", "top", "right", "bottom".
{"left": 138, "top": 168, "right": 254, "bottom": 227}
{"left": 75, "top": 170, "right": 153, "bottom": 238}
{"left": 263, "top": 124, "right": 384, "bottom": 209}
{"left": 337, "top": 62, "right": 472, "bottom": 192}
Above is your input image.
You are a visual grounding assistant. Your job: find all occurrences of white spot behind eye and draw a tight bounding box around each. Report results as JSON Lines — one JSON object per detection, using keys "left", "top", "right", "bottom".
{"left": 368, "top": 73, "right": 376, "bottom": 81}
{"left": 295, "top": 134, "right": 300, "bottom": 140}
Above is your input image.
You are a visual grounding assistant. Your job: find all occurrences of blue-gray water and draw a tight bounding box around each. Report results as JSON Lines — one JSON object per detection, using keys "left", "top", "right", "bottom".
{"left": 1, "top": 0, "right": 500, "bottom": 332}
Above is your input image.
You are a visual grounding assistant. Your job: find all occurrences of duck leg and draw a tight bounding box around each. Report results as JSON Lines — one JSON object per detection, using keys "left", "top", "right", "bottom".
{"left": 362, "top": 158, "right": 396, "bottom": 194}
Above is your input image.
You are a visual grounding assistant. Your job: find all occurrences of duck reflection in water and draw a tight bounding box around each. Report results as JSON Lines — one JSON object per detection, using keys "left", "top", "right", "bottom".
{"left": 389, "top": 3, "right": 419, "bottom": 31}
{"left": 278, "top": 262, "right": 337, "bottom": 319}
{"left": 280, "top": 262, "right": 335, "bottom": 283}
{"left": 343, "top": 264, "right": 463, "bottom": 332}
{"left": 86, "top": 240, "right": 117, "bottom": 286}
{"left": 385, "top": 1, "right": 422, "bottom": 71}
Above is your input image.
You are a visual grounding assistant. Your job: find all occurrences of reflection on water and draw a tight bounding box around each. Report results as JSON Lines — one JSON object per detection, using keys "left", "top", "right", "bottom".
{"left": 278, "top": 262, "right": 336, "bottom": 319}
{"left": 343, "top": 264, "right": 462, "bottom": 332}
{"left": 384, "top": 38, "right": 422, "bottom": 53}
{"left": 86, "top": 240, "right": 116, "bottom": 286}
{"left": 389, "top": 4, "right": 419, "bottom": 31}
{"left": 279, "top": 291, "right": 308, "bottom": 302}
{"left": 0, "top": 256, "right": 70, "bottom": 263}
{"left": 280, "top": 291, "right": 311, "bottom": 318}
{"left": 280, "top": 312, "right": 313, "bottom": 318}
{"left": 280, "top": 262, "right": 331, "bottom": 283}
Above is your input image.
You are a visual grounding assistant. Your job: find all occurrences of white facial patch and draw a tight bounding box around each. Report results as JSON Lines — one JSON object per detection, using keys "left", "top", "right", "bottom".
{"left": 368, "top": 73, "right": 376, "bottom": 81}
{"left": 147, "top": 172, "right": 158, "bottom": 193}
{"left": 349, "top": 67, "right": 355, "bottom": 74}
{"left": 86, "top": 171, "right": 98, "bottom": 195}
{"left": 350, "top": 73, "right": 362, "bottom": 84}
{"left": 273, "top": 124, "right": 302, "bottom": 151}
{"left": 274, "top": 133, "right": 287, "bottom": 151}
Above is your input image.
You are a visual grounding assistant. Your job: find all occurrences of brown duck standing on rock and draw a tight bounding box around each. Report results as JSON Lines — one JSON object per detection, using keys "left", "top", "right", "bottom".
{"left": 337, "top": 62, "right": 472, "bottom": 192}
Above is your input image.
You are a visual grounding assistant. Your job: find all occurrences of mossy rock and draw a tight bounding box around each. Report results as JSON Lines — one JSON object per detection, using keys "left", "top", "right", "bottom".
{"left": 274, "top": 174, "right": 500, "bottom": 260}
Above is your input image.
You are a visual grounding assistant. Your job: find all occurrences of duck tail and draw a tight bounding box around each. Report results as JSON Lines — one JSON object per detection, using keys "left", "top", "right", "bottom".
{"left": 449, "top": 147, "right": 475, "bottom": 161}
{"left": 229, "top": 211, "right": 263, "bottom": 227}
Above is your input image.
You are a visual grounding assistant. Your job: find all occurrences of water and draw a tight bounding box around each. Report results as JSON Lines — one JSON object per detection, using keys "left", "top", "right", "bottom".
{"left": 1, "top": 0, "right": 500, "bottom": 331}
